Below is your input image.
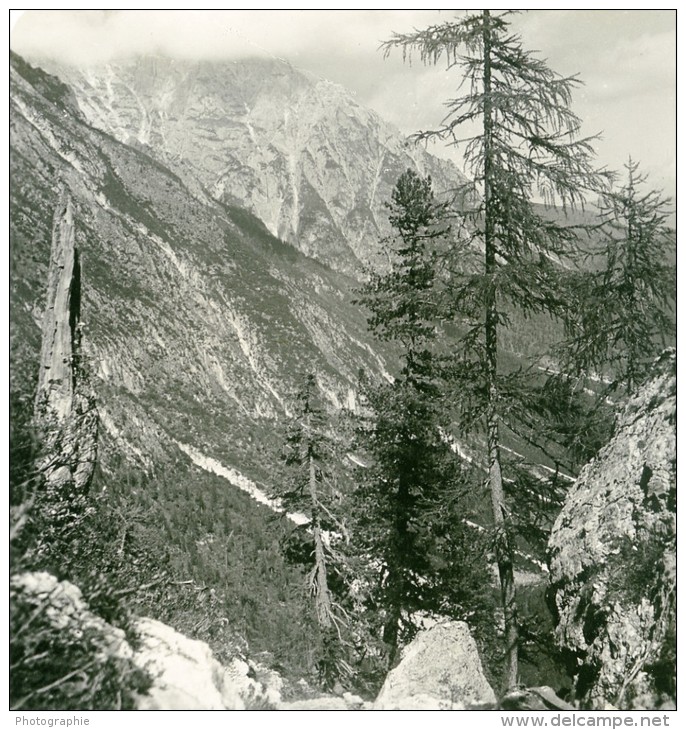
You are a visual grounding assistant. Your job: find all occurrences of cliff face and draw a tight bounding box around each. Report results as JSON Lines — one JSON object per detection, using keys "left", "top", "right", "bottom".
{"left": 38, "top": 56, "right": 468, "bottom": 275}
{"left": 10, "top": 53, "right": 395, "bottom": 487}
{"left": 547, "top": 350, "right": 676, "bottom": 709}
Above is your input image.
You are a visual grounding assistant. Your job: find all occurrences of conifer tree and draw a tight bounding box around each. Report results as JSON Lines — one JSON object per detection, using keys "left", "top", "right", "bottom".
{"left": 383, "top": 11, "right": 605, "bottom": 689}
{"left": 361, "top": 169, "right": 450, "bottom": 385}
{"left": 276, "top": 374, "right": 349, "bottom": 687}
{"left": 563, "top": 159, "right": 675, "bottom": 394}
{"left": 356, "top": 170, "right": 485, "bottom": 664}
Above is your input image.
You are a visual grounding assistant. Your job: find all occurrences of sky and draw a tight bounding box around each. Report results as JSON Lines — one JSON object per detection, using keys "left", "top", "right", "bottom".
{"left": 10, "top": 8, "right": 676, "bottom": 201}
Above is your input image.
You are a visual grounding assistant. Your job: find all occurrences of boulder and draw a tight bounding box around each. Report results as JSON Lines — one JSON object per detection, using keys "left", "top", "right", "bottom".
{"left": 373, "top": 620, "right": 496, "bottom": 710}
{"left": 133, "top": 618, "right": 244, "bottom": 710}
{"left": 132, "top": 619, "right": 284, "bottom": 709}
{"left": 548, "top": 350, "right": 676, "bottom": 709}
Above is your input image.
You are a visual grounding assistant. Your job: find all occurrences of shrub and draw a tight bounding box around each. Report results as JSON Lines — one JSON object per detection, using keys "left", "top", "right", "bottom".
{"left": 10, "top": 575, "right": 152, "bottom": 710}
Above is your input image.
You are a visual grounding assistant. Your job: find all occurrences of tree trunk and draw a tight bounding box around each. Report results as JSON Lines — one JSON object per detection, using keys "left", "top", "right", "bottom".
{"left": 34, "top": 191, "right": 98, "bottom": 496}
{"left": 382, "top": 471, "right": 411, "bottom": 666}
{"left": 309, "top": 452, "right": 332, "bottom": 630}
{"left": 382, "top": 603, "right": 401, "bottom": 667}
{"left": 482, "top": 9, "right": 519, "bottom": 692}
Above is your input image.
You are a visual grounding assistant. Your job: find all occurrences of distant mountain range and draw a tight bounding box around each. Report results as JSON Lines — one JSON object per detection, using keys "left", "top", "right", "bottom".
{"left": 11, "top": 52, "right": 399, "bottom": 486}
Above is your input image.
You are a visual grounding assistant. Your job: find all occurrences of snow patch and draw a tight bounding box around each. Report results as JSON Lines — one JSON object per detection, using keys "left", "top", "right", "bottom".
{"left": 176, "top": 442, "right": 309, "bottom": 526}
{"left": 346, "top": 453, "right": 368, "bottom": 468}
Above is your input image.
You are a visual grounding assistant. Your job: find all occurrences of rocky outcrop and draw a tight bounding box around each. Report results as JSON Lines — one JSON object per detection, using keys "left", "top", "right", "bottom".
{"left": 134, "top": 618, "right": 282, "bottom": 710}
{"left": 34, "top": 192, "right": 97, "bottom": 496}
{"left": 11, "top": 572, "right": 284, "bottom": 710}
{"left": 35, "top": 192, "right": 78, "bottom": 421}
{"left": 11, "top": 571, "right": 132, "bottom": 659}
{"left": 10, "top": 571, "right": 145, "bottom": 710}
{"left": 548, "top": 350, "right": 676, "bottom": 709}
{"left": 373, "top": 621, "right": 496, "bottom": 710}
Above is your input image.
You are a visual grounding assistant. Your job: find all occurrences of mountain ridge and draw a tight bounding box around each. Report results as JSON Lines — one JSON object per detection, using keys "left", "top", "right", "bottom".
{"left": 10, "top": 53, "right": 399, "bottom": 489}
{"left": 32, "top": 54, "right": 470, "bottom": 275}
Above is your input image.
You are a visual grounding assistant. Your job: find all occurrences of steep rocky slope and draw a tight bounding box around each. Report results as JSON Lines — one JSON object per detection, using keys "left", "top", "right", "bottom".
{"left": 10, "top": 52, "right": 393, "bottom": 486}
{"left": 35, "top": 55, "right": 469, "bottom": 275}
{"left": 547, "top": 350, "right": 676, "bottom": 709}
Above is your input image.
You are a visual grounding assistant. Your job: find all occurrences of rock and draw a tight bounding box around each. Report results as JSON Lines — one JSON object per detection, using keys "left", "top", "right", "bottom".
{"left": 133, "top": 619, "right": 283, "bottom": 710}
{"left": 133, "top": 618, "right": 242, "bottom": 710}
{"left": 373, "top": 620, "right": 496, "bottom": 710}
{"left": 500, "top": 686, "right": 575, "bottom": 711}
{"left": 529, "top": 686, "right": 576, "bottom": 710}
{"left": 11, "top": 572, "right": 283, "bottom": 710}
{"left": 279, "top": 696, "right": 349, "bottom": 710}
{"left": 35, "top": 192, "right": 79, "bottom": 423}
{"left": 11, "top": 572, "right": 131, "bottom": 661}
{"left": 499, "top": 689, "right": 548, "bottom": 711}
{"left": 246, "top": 661, "right": 284, "bottom": 708}
{"left": 342, "top": 691, "right": 365, "bottom": 709}
{"left": 548, "top": 350, "right": 676, "bottom": 709}
{"left": 10, "top": 571, "right": 142, "bottom": 710}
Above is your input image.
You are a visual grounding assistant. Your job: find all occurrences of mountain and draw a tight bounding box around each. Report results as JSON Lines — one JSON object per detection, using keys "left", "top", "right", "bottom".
{"left": 10, "top": 52, "right": 397, "bottom": 489}
{"left": 11, "top": 51, "right": 565, "bottom": 559}
{"left": 10, "top": 50, "right": 408, "bottom": 672}
{"left": 34, "top": 55, "right": 469, "bottom": 275}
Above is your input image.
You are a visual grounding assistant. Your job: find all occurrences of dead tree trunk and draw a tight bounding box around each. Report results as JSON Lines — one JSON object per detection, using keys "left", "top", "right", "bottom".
{"left": 34, "top": 191, "right": 97, "bottom": 497}
{"left": 309, "top": 452, "right": 333, "bottom": 630}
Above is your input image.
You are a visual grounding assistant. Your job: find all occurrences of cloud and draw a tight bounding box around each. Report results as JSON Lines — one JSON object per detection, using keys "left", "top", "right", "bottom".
{"left": 10, "top": 9, "right": 450, "bottom": 66}
{"left": 10, "top": 9, "right": 675, "bottom": 198}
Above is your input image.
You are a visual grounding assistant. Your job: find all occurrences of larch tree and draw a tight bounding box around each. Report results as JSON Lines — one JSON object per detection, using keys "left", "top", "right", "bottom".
{"left": 382, "top": 10, "right": 606, "bottom": 690}
{"left": 562, "top": 158, "right": 675, "bottom": 394}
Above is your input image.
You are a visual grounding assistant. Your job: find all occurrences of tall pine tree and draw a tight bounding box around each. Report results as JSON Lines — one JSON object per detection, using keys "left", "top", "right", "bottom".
{"left": 383, "top": 11, "right": 605, "bottom": 689}
{"left": 356, "top": 170, "right": 486, "bottom": 665}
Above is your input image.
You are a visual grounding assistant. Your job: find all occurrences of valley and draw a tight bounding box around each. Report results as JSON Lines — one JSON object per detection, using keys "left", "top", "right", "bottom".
{"left": 9, "top": 9, "right": 676, "bottom": 713}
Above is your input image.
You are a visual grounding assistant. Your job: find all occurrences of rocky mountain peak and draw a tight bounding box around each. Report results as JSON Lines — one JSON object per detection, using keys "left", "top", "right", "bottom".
{"left": 36, "top": 54, "right": 468, "bottom": 275}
